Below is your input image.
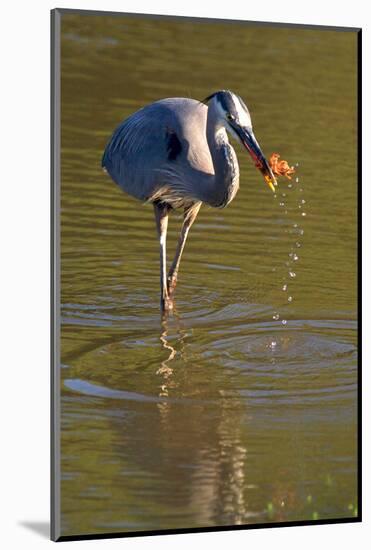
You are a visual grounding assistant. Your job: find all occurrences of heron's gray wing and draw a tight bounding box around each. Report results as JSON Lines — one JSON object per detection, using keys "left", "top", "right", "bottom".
{"left": 102, "top": 103, "right": 188, "bottom": 202}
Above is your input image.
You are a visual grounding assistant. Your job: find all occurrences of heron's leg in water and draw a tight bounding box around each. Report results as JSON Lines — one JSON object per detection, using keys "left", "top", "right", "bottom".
{"left": 154, "top": 202, "right": 172, "bottom": 312}
{"left": 167, "top": 202, "right": 201, "bottom": 297}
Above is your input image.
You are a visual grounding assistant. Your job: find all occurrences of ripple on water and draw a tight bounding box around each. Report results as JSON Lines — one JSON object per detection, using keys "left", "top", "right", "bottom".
{"left": 62, "top": 309, "right": 356, "bottom": 413}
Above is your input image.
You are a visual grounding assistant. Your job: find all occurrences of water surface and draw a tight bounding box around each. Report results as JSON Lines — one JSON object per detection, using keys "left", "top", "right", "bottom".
{"left": 59, "top": 13, "right": 358, "bottom": 537}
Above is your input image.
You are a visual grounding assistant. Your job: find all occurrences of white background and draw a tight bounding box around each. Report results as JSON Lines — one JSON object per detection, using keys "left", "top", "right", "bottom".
{"left": 0, "top": 0, "right": 368, "bottom": 548}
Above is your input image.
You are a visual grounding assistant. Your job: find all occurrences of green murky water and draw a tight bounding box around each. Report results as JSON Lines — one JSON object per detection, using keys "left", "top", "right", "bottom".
{"left": 59, "top": 12, "right": 358, "bottom": 537}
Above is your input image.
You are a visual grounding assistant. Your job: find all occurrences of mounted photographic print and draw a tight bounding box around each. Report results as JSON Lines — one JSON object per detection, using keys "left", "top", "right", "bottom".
{"left": 51, "top": 8, "right": 361, "bottom": 542}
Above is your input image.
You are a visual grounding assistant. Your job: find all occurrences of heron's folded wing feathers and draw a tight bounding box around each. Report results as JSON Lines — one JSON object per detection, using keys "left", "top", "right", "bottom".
{"left": 102, "top": 105, "right": 186, "bottom": 201}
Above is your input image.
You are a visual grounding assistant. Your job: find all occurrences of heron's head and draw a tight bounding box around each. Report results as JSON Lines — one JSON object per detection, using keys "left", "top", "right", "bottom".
{"left": 203, "top": 90, "right": 277, "bottom": 192}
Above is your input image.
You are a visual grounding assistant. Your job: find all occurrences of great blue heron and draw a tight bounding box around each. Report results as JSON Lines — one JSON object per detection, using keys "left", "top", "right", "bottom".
{"left": 102, "top": 90, "right": 277, "bottom": 312}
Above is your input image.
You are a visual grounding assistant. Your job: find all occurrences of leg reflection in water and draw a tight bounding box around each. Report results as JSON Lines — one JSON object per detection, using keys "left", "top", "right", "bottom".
{"left": 152, "top": 313, "right": 253, "bottom": 527}
{"left": 157, "top": 320, "right": 177, "bottom": 396}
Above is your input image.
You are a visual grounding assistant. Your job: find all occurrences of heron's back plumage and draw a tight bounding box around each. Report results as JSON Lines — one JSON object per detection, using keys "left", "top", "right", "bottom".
{"left": 102, "top": 98, "right": 216, "bottom": 207}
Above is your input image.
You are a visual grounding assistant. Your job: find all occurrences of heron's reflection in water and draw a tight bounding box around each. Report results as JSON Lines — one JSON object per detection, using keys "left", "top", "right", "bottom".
{"left": 153, "top": 312, "right": 253, "bottom": 526}
{"left": 156, "top": 320, "right": 177, "bottom": 396}
{"left": 155, "top": 312, "right": 186, "bottom": 419}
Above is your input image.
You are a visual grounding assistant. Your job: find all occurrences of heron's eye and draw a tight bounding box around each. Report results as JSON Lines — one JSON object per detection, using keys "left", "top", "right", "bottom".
{"left": 226, "top": 113, "right": 235, "bottom": 122}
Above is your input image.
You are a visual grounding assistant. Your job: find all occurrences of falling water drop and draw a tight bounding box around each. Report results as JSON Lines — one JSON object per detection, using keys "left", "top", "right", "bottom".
{"left": 273, "top": 161, "right": 303, "bottom": 334}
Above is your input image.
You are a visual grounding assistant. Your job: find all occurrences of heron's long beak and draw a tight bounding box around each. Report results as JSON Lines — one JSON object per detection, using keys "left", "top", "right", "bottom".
{"left": 237, "top": 127, "right": 277, "bottom": 192}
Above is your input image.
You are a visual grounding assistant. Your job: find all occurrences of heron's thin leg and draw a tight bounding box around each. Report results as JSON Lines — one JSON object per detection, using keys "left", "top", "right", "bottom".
{"left": 167, "top": 202, "right": 201, "bottom": 297}
{"left": 154, "top": 202, "right": 172, "bottom": 312}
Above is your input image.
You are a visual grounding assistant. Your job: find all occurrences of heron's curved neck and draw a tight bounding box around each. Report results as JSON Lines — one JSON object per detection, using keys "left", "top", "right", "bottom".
{"left": 206, "top": 106, "right": 240, "bottom": 207}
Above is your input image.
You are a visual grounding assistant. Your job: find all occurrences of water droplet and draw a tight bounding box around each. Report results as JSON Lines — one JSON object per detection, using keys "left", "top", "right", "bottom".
{"left": 293, "top": 254, "right": 299, "bottom": 261}
{"left": 288, "top": 296, "right": 293, "bottom": 302}
{"left": 301, "top": 199, "right": 306, "bottom": 204}
{"left": 302, "top": 212, "right": 307, "bottom": 216}
{"left": 282, "top": 319, "right": 287, "bottom": 325}
{"left": 269, "top": 340, "right": 277, "bottom": 349}
{"left": 282, "top": 193, "right": 286, "bottom": 198}
{"left": 288, "top": 184, "right": 292, "bottom": 188}
{"left": 295, "top": 242, "right": 301, "bottom": 248}
{"left": 282, "top": 284, "right": 287, "bottom": 291}
{"left": 273, "top": 313, "right": 280, "bottom": 320}
{"left": 295, "top": 177, "right": 299, "bottom": 183}
{"left": 289, "top": 271, "right": 296, "bottom": 278}
{"left": 300, "top": 229, "right": 304, "bottom": 235}
{"left": 293, "top": 223, "right": 298, "bottom": 228}
{"left": 295, "top": 162, "right": 299, "bottom": 167}
{"left": 298, "top": 205, "right": 302, "bottom": 209}
{"left": 279, "top": 202, "right": 285, "bottom": 207}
